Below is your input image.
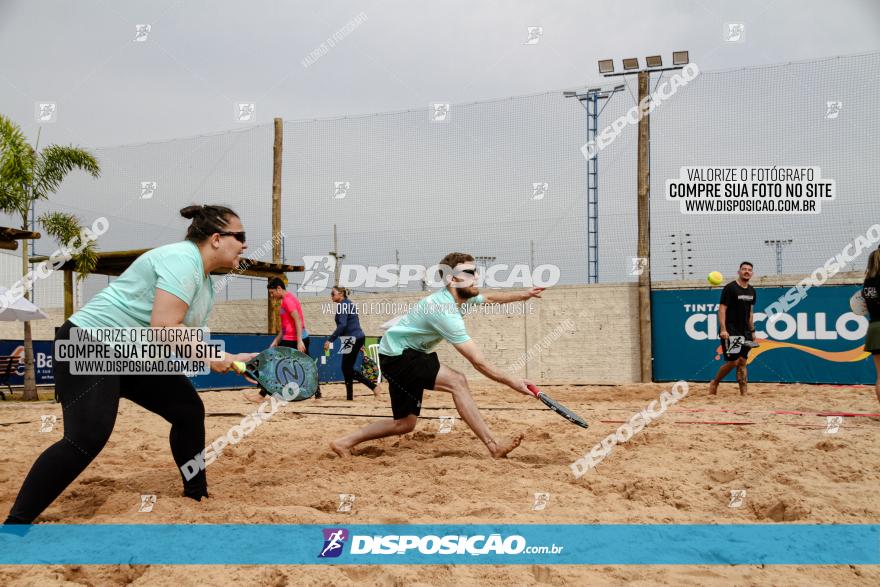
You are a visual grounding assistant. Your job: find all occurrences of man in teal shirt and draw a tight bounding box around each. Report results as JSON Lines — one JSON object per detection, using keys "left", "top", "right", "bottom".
{"left": 331, "top": 252, "right": 544, "bottom": 459}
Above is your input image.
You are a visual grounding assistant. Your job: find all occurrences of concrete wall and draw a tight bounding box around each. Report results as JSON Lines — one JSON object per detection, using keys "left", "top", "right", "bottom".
{"left": 200, "top": 286, "right": 643, "bottom": 384}
{"left": 0, "top": 285, "right": 642, "bottom": 384}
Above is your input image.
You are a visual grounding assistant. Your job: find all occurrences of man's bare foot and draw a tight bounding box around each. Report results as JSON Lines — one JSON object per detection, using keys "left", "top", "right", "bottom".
{"left": 708, "top": 381, "right": 718, "bottom": 395}
{"left": 488, "top": 433, "right": 525, "bottom": 459}
{"left": 330, "top": 439, "right": 352, "bottom": 458}
{"left": 243, "top": 390, "right": 264, "bottom": 403}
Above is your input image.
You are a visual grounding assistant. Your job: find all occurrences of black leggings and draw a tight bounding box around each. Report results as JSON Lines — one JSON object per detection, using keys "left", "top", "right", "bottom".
{"left": 341, "top": 337, "right": 376, "bottom": 400}
{"left": 4, "top": 321, "right": 207, "bottom": 524}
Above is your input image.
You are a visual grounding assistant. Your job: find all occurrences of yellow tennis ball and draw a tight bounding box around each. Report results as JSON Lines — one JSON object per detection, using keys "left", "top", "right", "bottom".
{"left": 707, "top": 271, "right": 723, "bottom": 286}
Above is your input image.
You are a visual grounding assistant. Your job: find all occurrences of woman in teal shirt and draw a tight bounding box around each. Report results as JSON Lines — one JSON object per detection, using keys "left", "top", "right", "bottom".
{"left": 5, "top": 205, "right": 256, "bottom": 524}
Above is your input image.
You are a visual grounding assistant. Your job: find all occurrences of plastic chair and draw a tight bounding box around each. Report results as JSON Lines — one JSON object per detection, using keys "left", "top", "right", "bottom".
{"left": 367, "top": 343, "right": 382, "bottom": 384}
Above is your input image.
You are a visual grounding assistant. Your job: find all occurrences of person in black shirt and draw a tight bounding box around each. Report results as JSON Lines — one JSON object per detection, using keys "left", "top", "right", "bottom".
{"left": 709, "top": 261, "right": 757, "bottom": 396}
{"left": 861, "top": 248, "right": 880, "bottom": 405}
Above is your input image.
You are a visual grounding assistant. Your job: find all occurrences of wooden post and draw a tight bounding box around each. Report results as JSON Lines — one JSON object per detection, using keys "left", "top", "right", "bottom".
{"left": 20, "top": 216, "right": 36, "bottom": 400}
{"left": 269, "top": 117, "right": 283, "bottom": 333}
{"left": 636, "top": 71, "right": 653, "bottom": 383}
{"left": 332, "top": 224, "right": 339, "bottom": 287}
{"left": 63, "top": 270, "right": 73, "bottom": 319}
{"left": 524, "top": 240, "right": 534, "bottom": 379}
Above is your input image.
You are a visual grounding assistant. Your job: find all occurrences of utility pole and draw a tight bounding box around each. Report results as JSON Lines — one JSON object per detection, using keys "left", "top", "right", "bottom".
{"left": 524, "top": 242, "right": 534, "bottom": 379}
{"left": 269, "top": 117, "right": 282, "bottom": 333}
{"left": 635, "top": 70, "right": 652, "bottom": 383}
{"left": 670, "top": 232, "right": 693, "bottom": 280}
{"left": 329, "top": 224, "right": 346, "bottom": 287}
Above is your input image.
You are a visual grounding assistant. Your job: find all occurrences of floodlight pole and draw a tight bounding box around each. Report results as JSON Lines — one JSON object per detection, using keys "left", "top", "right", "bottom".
{"left": 765, "top": 239, "right": 793, "bottom": 275}
{"left": 565, "top": 86, "right": 622, "bottom": 284}
{"left": 330, "top": 224, "right": 346, "bottom": 288}
{"left": 635, "top": 70, "right": 652, "bottom": 384}
{"left": 601, "top": 54, "right": 687, "bottom": 383}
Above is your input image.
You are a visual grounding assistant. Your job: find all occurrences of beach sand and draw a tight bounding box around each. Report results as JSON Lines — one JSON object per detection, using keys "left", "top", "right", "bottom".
{"left": 1, "top": 380, "right": 878, "bottom": 585}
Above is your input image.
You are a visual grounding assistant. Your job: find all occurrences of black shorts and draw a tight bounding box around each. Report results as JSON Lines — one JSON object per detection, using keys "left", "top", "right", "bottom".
{"left": 722, "top": 335, "right": 752, "bottom": 362}
{"left": 864, "top": 321, "right": 880, "bottom": 355}
{"left": 379, "top": 350, "right": 440, "bottom": 420}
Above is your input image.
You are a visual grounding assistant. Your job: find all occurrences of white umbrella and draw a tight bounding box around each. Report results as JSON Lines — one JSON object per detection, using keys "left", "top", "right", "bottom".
{"left": 0, "top": 287, "right": 49, "bottom": 321}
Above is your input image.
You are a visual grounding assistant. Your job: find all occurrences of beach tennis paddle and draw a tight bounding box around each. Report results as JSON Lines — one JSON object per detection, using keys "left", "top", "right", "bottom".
{"left": 231, "top": 347, "right": 319, "bottom": 401}
{"left": 526, "top": 384, "right": 588, "bottom": 428}
{"left": 850, "top": 290, "right": 868, "bottom": 316}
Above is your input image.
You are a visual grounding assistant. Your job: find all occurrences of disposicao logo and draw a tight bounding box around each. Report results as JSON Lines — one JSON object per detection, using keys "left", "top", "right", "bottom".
{"left": 316, "top": 530, "right": 562, "bottom": 558}
{"left": 319, "top": 528, "right": 348, "bottom": 558}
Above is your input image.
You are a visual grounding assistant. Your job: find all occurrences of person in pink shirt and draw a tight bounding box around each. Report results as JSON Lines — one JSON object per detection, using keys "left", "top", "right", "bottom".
{"left": 270, "top": 277, "right": 309, "bottom": 353}
{"left": 245, "top": 278, "right": 321, "bottom": 401}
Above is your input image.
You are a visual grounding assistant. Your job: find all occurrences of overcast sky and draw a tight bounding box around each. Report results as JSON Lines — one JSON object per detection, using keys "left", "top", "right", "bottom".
{"left": 0, "top": 0, "right": 878, "bottom": 305}
{"left": 1, "top": 0, "right": 878, "bottom": 148}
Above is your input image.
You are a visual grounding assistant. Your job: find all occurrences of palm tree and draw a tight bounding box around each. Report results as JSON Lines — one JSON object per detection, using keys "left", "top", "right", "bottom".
{"left": 0, "top": 114, "right": 100, "bottom": 400}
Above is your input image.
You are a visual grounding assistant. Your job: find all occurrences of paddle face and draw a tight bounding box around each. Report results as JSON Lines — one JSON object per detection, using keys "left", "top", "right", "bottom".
{"left": 234, "top": 347, "right": 319, "bottom": 401}
{"left": 527, "top": 384, "right": 589, "bottom": 429}
{"left": 850, "top": 290, "right": 868, "bottom": 316}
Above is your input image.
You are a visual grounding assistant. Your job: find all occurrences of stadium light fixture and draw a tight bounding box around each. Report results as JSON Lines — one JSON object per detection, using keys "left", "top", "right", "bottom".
{"left": 622, "top": 58, "right": 640, "bottom": 70}
{"left": 646, "top": 55, "right": 662, "bottom": 68}
{"left": 672, "top": 51, "right": 689, "bottom": 66}
{"left": 597, "top": 59, "right": 614, "bottom": 74}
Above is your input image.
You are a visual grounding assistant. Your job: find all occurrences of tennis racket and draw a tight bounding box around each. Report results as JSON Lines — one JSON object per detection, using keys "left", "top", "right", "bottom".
{"left": 231, "top": 347, "right": 319, "bottom": 401}
{"left": 526, "top": 384, "right": 588, "bottom": 428}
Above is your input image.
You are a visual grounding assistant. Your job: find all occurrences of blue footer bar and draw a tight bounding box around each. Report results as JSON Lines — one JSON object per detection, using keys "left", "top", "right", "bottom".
{"left": 0, "top": 524, "right": 877, "bottom": 565}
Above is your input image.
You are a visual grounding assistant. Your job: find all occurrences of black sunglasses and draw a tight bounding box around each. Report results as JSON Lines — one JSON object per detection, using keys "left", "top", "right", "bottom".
{"left": 456, "top": 268, "right": 477, "bottom": 276}
{"left": 217, "top": 231, "right": 246, "bottom": 244}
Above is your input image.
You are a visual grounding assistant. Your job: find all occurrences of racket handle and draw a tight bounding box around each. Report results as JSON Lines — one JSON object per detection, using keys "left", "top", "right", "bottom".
{"left": 526, "top": 383, "right": 541, "bottom": 398}
{"left": 231, "top": 361, "right": 246, "bottom": 374}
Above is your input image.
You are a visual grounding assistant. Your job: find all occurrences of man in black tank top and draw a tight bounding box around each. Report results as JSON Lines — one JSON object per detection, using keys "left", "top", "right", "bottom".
{"left": 709, "top": 262, "right": 757, "bottom": 396}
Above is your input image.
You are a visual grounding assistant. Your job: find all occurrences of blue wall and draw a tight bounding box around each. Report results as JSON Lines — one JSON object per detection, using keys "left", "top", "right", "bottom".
{"left": 0, "top": 334, "right": 380, "bottom": 390}
{"left": 652, "top": 285, "right": 874, "bottom": 384}
{"left": 0, "top": 340, "right": 54, "bottom": 385}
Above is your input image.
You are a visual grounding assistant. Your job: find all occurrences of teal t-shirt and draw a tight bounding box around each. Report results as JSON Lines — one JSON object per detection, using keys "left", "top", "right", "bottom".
{"left": 71, "top": 241, "right": 215, "bottom": 328}
{"left": 378, "top": 288, "right": 484, "bottom": 356}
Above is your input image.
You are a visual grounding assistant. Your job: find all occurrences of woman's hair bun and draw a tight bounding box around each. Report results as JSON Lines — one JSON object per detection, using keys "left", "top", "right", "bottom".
{"left": 181, "top": 204, "right": 239, "bottom": 243}
{"left": 180, "top": 205, "right": 203, "bottom": 220}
